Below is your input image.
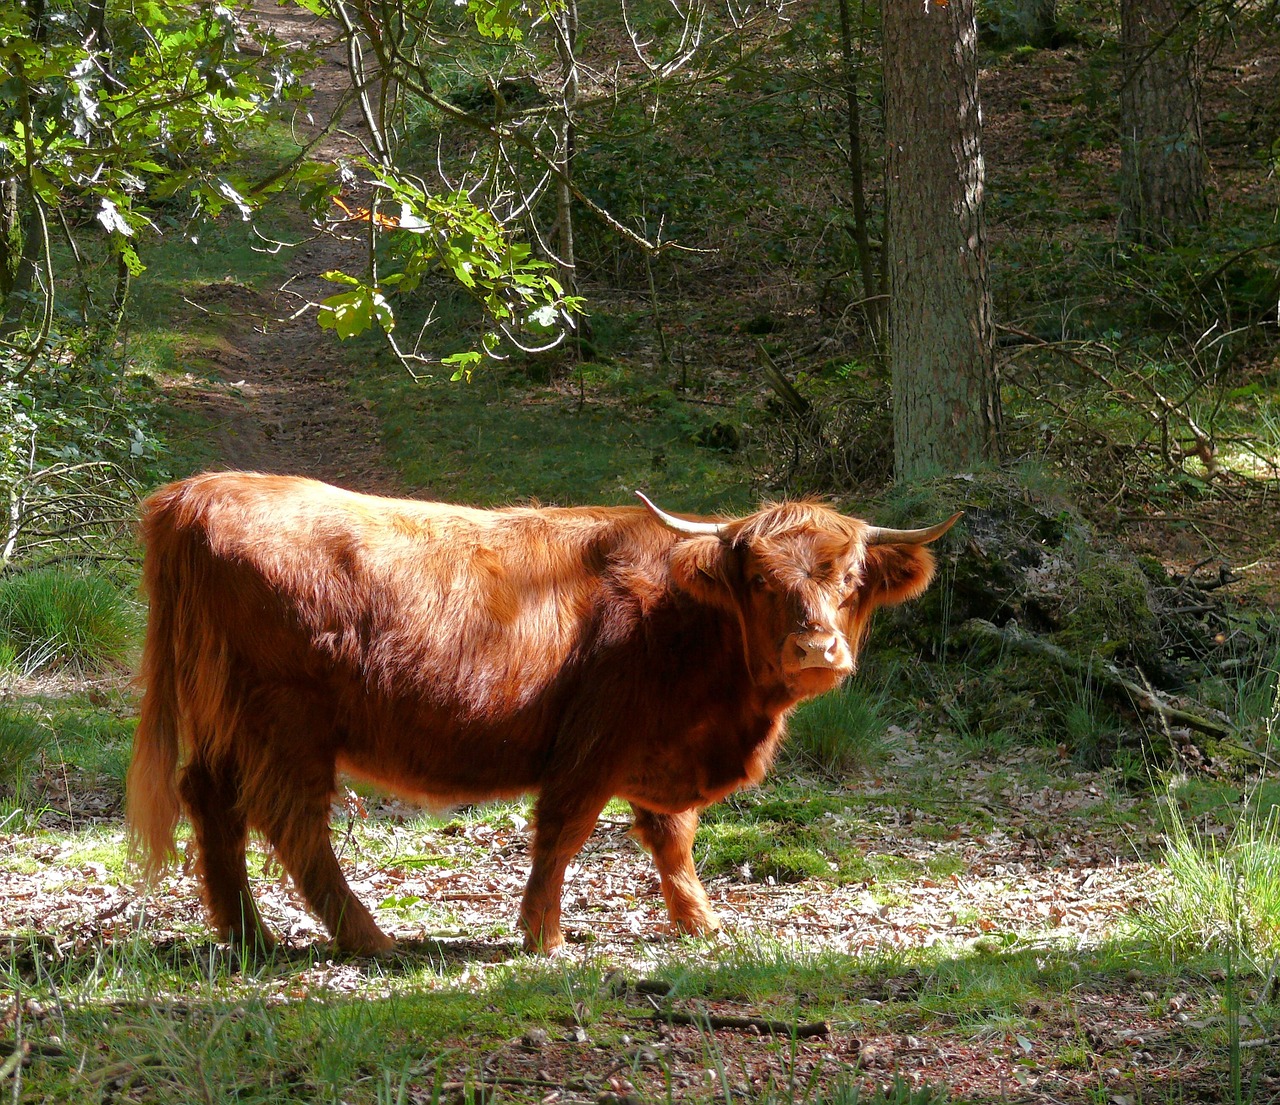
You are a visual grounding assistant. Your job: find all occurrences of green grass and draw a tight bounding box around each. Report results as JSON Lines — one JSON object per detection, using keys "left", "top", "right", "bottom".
{"left": 0, "top": 706, "right": 44, "bottom": 789}
{"left": 784, "top": 681, "right": 895, "bottom": 779}
{"left": 0, "top": 698, "right": 135, "bottom": 795}
{"left": 360, "top": 360, "right": 753, "bottom": 511}
{"left": 42, "top": 704, "right": 136, "bottom": 786}
{"left": 1141, "top": 784, "right": 1280, "bottom": 966}
{"left": 696, "top": 790, "right": 926, "bottom": 887}
{"left": 0, "top": 568, "right": 143, "bottom": 675}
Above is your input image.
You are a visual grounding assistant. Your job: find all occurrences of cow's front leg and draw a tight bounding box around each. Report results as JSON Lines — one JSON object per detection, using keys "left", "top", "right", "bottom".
{"left": 520, "top": 790, "right": 610, "bottom": 954}
{"left": 630, "top": 804, "right": 720, "bottom": 937}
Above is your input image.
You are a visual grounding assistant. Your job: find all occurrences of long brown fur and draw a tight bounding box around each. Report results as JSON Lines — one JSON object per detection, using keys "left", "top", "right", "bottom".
{"left": 127, "top": 472, "right": 946, "bottom": 955}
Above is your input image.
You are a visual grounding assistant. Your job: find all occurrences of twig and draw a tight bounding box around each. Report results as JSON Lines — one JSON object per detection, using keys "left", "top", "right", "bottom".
{"left": 756, "top": 344, "right": 813, "bottom": 420}
{"left": 1118, "top": 513, "right": 1268, "bottom": 541}
{"left": 649, "top": 1009, "right": 830, "bottom": 1038}
{"left": 440, "top": 1075, "right": 594, "bottom": 1092}
{"left": 0, "top": 1045, "right": 24, "bottom": 1084}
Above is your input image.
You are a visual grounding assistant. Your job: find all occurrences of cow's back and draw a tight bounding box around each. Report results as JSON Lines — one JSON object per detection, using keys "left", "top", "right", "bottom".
{"left": 140, "top": 473, "right": 670, "bottom": 803}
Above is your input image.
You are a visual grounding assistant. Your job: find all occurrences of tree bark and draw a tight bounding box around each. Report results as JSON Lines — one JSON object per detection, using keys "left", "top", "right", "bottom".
{"left": 1118, "top": 0, "right": 1207, "bottom": 244}
{"left": 0, "top": 0, "right": 48, "bottom": 329}
{"left": 882, "top": 0, "right": 1000, "bottom": 481}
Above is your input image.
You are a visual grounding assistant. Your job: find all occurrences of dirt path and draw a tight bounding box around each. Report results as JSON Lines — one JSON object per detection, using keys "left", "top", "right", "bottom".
{"left": 163, "top": 2, "right": 404, "bottom": 495}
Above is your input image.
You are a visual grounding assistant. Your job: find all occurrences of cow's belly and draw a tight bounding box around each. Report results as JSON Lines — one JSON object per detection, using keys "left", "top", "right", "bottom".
{"left": 337, "top": 756, "right": 538, "bottom": 807}
{"left": 618, "top": 739, "right": 774, "bottom": 813}
{"left": 334, "top": 709, "right": 552, "bottom": 806}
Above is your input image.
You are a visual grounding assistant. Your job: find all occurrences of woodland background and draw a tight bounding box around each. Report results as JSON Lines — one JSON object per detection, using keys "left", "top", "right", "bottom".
{"left": 2, "top": 0, "right": 1280, "bottom": 1101}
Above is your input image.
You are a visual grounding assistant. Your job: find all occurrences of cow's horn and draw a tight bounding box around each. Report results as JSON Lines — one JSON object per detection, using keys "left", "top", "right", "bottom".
{"left": 865, "top": 511, "right": 963, "bottom": 545}
{"left": 635, "top": 491, "right": 728, "bottom": 536}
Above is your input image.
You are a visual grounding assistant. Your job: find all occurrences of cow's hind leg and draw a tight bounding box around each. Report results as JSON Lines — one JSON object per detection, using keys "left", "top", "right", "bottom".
{"left": 629, "top": 805, "right": 720, "bottom": 937}
{"left": 179, "top": 758, "right": 275, "bottom": 953}
{"left": 249, "top": 764, "right": 393, "bottom": 957}
{"left": 521, "top": 788, "right": 612, "bottom": 955}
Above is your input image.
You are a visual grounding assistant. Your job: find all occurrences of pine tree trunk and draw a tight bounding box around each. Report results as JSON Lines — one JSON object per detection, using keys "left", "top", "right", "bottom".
{"left": 1118, "top": 0, "right": 1207, "bottom": 243}
{"left": 882, "top": 0, "right": 1000, "bottom": 481}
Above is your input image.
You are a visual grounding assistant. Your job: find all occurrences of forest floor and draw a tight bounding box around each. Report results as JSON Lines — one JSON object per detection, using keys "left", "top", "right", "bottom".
{"left": 3, "top": 723, "right": 1213, "bottom": 1104}
{"left": 3, "top": 6, "right": 1279, "bottom": 1105}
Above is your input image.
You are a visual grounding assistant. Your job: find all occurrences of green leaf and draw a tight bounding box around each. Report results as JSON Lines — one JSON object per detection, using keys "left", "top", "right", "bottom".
{"left": 317, "top": 289, "right": 373, "bottom": 339}
{"left": 467, "top": 0, "right": 526, "bottom": 41}
{"left": 444, "top": 350, "right": 482, "bottom": 381}
{"left": 118, "top": 243, "right": 146, "bottom": 277}
{"left": 316, "top": 283, "right": 394, "bottom": 339}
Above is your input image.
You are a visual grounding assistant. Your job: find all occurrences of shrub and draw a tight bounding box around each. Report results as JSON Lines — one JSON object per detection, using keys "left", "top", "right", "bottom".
{"left": 1144, "top": 783, "right": 1280, "bottom": 965}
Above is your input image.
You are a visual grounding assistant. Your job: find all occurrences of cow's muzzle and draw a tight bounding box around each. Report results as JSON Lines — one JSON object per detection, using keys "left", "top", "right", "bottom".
{"left": 790, "top": 630, "right": 854, "bottom": 673}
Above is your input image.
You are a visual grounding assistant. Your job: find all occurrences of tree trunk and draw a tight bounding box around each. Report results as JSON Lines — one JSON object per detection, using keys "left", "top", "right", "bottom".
{"left": 836, "top": 0, "right": 881, "bottom": 340}
{"left": 0, "top": 0, "right": 47, "bottom": 331}
{"left": 882, "top": 0, "right": 1000, "bottom": 481}
{"left": 551, "top": 0, "right": 578, "bottom": 301}
{"left": 1118, "top": 0, "right": 1206, "bottom": 244}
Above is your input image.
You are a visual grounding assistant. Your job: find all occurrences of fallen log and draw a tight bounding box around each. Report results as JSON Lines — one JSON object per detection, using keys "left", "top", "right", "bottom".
{"left": 956, "top": 617, "right": 1232, "bottom": 740}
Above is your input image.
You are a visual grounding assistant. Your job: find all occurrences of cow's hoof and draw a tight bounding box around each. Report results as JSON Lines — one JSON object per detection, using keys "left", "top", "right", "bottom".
{"left": 338, "top": 932, "right": 396, "bottom": 958}
{"left": 521, "top": 931, "right": 564, "bottom": 956}
{"left": 672, "top": 913, "right": 721, "bottom": 937}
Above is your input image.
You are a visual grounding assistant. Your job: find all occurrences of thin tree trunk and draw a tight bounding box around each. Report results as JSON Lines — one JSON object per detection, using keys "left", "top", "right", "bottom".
{"left": 882, "top": 0, "right": 1000, "bottom": 480}
{"left": 1118, "top": 0, "right": 1207, "bottom": 244}
{"left": 0, "top": 0, "right": 48, "bottom": 335}
{"left": 836, "top": 0, "right": 880, "bottom": 340}
{"left": 552, "top": 0, "right": 578, "bottom": 303}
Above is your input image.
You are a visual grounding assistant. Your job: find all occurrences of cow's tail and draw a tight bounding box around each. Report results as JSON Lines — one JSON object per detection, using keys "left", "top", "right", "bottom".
{"left": 127, "top": 510, "right": 185, "bottom": 881}
{"left": 126, "top": 485, "right": 232, "bottom": 882}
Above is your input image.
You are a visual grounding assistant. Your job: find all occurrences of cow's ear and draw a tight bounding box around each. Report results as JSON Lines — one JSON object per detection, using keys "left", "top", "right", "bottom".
{"left": 669, "top": 535, "right": 738, "bottom": 610}
{"left": 860, "top": 543, "right": 937, "bottom": 609}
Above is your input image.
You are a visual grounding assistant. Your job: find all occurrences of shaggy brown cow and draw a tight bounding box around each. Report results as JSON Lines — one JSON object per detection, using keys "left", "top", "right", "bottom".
{"left": 127, "top": 473, "right": 957, "bottom": 955}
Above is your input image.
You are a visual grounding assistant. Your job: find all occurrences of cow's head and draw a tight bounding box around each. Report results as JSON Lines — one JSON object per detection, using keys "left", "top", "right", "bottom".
{"left": 640, "top": 494, "right": 959, "bottom": 703}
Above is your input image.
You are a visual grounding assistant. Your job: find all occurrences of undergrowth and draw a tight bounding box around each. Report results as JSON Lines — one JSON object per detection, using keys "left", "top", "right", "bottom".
{"left": 1145, "top": 792, "right": 1280, "bottom": 965}
{"left": 0, "top": 568, "right": 142, "bottom": 675}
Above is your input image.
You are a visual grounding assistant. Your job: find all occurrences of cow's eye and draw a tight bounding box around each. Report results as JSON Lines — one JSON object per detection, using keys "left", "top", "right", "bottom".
{"left": 842, "top": 571, "right": 856, "bottom": 588}
{"left": 751, "top": 573, "right": 768, "bottom": 590}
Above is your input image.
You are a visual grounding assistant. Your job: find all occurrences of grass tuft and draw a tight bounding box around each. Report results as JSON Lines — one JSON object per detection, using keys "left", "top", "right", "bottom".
{"left": 785, "top": 681, "right": 894, "bottom": 779}
{"left": 0, "top": 568, "right": 142, "bottom": 674}
{"left": 1143, "top": 782, "right": 1280, "bottom": 965}
{"left": 0, "top": 705, "right": 44, "bottom": 789}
